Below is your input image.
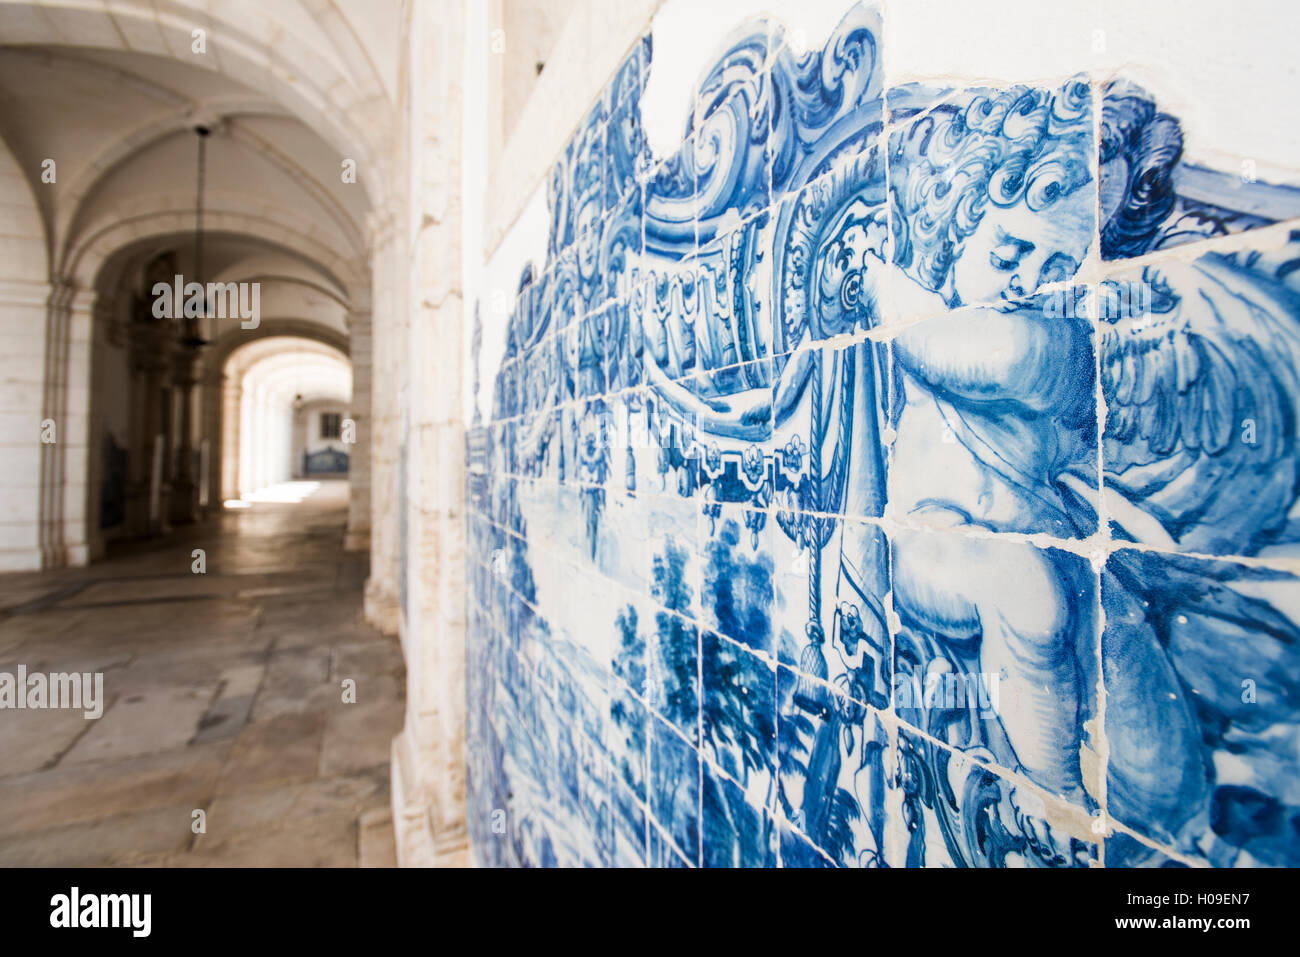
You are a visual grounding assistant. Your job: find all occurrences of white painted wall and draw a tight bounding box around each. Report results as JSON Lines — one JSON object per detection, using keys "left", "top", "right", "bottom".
{"left": 0, "top": 136, "right": 48, "bottom": 571}
{"left": 292, "top": 399, "right": 351, "bottom": 477}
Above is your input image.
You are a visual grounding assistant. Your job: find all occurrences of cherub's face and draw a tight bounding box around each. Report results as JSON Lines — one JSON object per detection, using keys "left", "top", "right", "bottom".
{"left": 950, "top": 186, "right": 1091, "bottom": 305}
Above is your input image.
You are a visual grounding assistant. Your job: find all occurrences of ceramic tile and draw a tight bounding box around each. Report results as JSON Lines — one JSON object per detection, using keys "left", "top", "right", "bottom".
{"left": 895, "top": 727, "right": 1100, "bottom": 868}
{"left": 649, "top": 715, "right": 700, "bottom": 864}
{"left": 694, "top": 47, "right": 772, "bottom": 229}
{"left": 609, "top": 680, "right": 648, "bottom": 800}
{"left": 646, "top": 604, "right": 698, "bottom": 744}
{"left": 779, "top": 822, "right": 835, "bottom": 867}
{"left": 601, "top": 297, "right": 641, "bottom": 395}
{"left": 886, "top": 79, "right": 1095, "bottom": 320}
{"left": 647, "top": 821, "right": 692, "bottom": 867}
{"left": 891, "top": 528, "right": 1101, "bottom": 815}
{"left": 1103, "top": 548, "right": 1300, "bottom": 866}
{"left": 1101, "top": 235, "right": 1300, "bottom": 558}
{"left": 777, "top": 665, "right": 891, "bottom": 866}
{"left": 695, "top": 219, "right": 775, "bottom": 368}
{"left": 609, "top": 777, "right": 648, "bottom": 867}
{"left": 702, "top": 759, "right": 778, "bottom": 867}
{"left": 699, "top": 500, "right": 776, "bottom": 656}
{"left": 1103, "top": 835, "right": 1194, "bottom": 869}
{"left": 888, "top": 291, "right": 1100, "bottom": 540}
{"left": 648, "top": 491, "right": 701, "bottom": 620}
{"left": 701, "top": 630, "right": 777, "bottom": 799}
{"left": 768, "top": 2, "right": 885, "bottom": 202}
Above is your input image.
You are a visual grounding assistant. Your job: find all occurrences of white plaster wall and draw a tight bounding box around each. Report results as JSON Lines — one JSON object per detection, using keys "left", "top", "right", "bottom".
{"left": 292, "top": 400, "right": 350, "bottom": 477}
{"left": 0, "top": 136, "right": 48, "bottom": 571}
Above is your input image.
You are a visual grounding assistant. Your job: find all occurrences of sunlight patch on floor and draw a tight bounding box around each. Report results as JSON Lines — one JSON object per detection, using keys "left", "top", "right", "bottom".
{"left": 228, "top": 481, "right": 322, "bottom": 506}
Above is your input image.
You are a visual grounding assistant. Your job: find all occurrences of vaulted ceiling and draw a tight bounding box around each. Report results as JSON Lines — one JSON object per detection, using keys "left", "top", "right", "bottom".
{"left": 0, "top": 0, "right": 401, "bottom": 320}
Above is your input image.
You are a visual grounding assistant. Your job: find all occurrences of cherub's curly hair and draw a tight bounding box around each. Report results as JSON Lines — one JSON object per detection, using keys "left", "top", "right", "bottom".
{"left": 1097, "top": 82, "right": 1184, "bottom": 259}
{"left": 890, "top": 79, "right": 1094, "bottom": 294}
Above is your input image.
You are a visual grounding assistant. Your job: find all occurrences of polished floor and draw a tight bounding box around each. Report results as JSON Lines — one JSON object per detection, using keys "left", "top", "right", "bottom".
{"left": 0, "top": 481, "right": 402, "bottom": 866}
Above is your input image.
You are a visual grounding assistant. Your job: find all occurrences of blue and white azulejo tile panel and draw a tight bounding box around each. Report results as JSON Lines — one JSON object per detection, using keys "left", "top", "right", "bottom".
{"left": 465, "top": 0, "right": 1300, "bottom": 867}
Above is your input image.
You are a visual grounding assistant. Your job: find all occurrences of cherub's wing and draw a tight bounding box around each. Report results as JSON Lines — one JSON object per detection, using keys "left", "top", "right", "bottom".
{"left": 1101, "top": 244, "right": 1300, "bottom": 551}
{"left": 1103, "top": 258, "right": 1298, "bottom": 459}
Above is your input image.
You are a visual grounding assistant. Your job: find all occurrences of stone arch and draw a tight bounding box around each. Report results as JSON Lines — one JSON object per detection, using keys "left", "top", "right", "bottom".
{"left": 1, "top": 0, "right": 391, "bottom": 567}
{"left": 53, "top": 101, "right": 359, "bottom": 249}
{"left": 58, "top": 212, "right": 366, "bottom": 562}
{"left": 200, "top": 320, "right": 352, "bottom": 505}
{"left": 221, "top": 337, "right": 352, "bottom": 497}
{"left": 65, "top": 202, "right": 367, "bottom": 296}
{"left": 205, "top": 320, "right": 351, "bottom": 372}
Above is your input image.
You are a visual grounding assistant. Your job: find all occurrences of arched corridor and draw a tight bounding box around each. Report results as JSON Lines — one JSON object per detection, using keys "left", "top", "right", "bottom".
{"left": 0, "top": 0, "right": 419, "bottom": 868}
{"left": 0, "top": 18, "right": 380, "bottom": 570}
{"left": 220, "top": 337, "right": 352, "bottom": 501}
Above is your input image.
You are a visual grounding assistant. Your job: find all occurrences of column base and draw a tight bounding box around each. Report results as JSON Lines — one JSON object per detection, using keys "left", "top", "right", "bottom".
{"left": 390, "top": 732, "right": 469, "bottom": 867}
{"left": 168, "top": 476, "right": 200, "bottom": 525}
{"left": 38, "top": 541, "right": 90, "bottom": 570}
{"left": 363, "top": 577, "right": 400, "bottom": 635}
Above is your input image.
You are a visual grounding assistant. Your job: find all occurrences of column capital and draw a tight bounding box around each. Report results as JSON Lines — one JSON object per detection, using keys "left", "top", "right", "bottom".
{"left": 365, "top": 203, "right": 403, "bottom": 249}
{"left": 46, "top": 275, "right": 79, "bottom": 311}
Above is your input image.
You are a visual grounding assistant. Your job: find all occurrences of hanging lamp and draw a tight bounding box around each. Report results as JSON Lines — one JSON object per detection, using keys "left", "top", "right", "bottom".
{"left": 180, "top": 124, "right": 212, "bottom": 349}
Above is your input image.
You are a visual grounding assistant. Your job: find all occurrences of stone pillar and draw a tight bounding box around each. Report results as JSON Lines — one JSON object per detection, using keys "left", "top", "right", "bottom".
{"left": 239, "top": 380, "right": 254, "bottom": 497}
{"left": 219, "top": 376, "right": 240, "bottom": 504}
{"left": 255, "top": 385, "right": 272, "bottom": 492}
{"left": 127, "top": 328, "right": 173, "bottom": 536}
{"left": 83, "top": 293, "right": 119, "bottom": 562}
{"left": 344, "top": 307, "right": 372, "bottom": 550}
{"left": 199, "top": 366, "right": 228, "bottom": 511}
{"left": 389, "top": 0, "right": 469, "bottom": 867}
{"left": 38, "top": 282, "right": 94, "bottom": 568}
{"left": 168, "top": 343, "right": 202, "bottom": 524}
{"left": 364, "top": 209, "right": 403, "bottom": 635}
{"left": 59, "top": 287, "right": 95, "bottom": 567}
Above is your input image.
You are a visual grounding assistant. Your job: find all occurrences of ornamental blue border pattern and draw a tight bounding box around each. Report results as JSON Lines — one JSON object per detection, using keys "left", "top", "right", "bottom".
{"left": 465, "top": 2, "right": 1300, "bottom": 867}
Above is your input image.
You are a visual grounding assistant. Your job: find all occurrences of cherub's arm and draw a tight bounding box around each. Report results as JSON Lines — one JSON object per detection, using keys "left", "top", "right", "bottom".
{"left": 892, "top": 302, "right": 1091, "bottom": 414}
